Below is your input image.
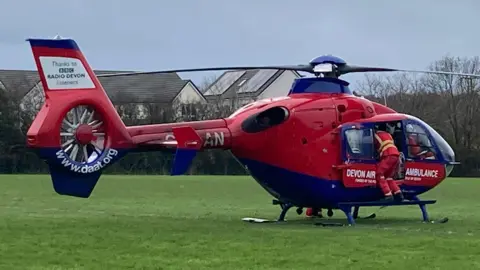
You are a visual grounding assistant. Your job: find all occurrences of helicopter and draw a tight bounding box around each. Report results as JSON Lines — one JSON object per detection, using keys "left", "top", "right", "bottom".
{"left": 24, "top": 37, "right": 480, "bottom": 226}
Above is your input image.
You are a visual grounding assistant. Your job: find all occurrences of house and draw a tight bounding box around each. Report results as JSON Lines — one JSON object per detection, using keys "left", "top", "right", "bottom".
{"left": 202, "top": 69, "right": 301, "bottom": 107}
{"left": 0, "top": 69, "right": 206, "bottom": 121}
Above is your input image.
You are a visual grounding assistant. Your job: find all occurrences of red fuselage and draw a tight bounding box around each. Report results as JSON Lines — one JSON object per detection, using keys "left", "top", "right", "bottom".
{"left": 123, "top": 92, "right": 454, "bottom": 207}
{"left": 25, "top": 37, "right": 455, "bottom": 204}
{"left": 225, "top": 93, "right": 395, "bottom": 181}
{"left": 127, "top": 93, "right": 395, "bottom": 182}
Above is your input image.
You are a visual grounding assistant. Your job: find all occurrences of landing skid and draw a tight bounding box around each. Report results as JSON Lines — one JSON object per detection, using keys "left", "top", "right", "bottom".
{"left": 241, "top": 197, "right": 449, "bottom": 226}
{"left": 316, "top": 196, "right": 449, "bottom": 226}
{"left": 271, "top": 199, "right": 334, "bottom": 221}
{"left": 272, "top": 199, "right": 300, "bottom": 222}
{"left": 241, "top": 199, "right": 308, "bottom": 224}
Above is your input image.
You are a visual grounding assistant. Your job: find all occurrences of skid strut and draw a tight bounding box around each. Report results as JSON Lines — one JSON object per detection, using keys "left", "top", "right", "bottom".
{"left": 272, "top": 200, "right": 334, "bottom": 221}
{"left": 272, "top": 200, "right": 298, "bottom": 221}
{"left": 335, "top": 198, "right": 437, "bottom": 226}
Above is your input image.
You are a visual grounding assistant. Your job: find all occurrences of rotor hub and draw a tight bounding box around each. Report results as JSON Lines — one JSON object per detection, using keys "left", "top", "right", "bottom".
{"left": 309, "top": 55, "right": 346, "bottom": 67}
{"left": 75, "top": 124, "right": 94, "bottom": 145}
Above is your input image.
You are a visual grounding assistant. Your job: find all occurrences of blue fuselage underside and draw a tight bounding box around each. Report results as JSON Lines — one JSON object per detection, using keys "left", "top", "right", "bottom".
{"left": 239, "top": 158, "right": 431, "bottom": 208}
{"left": 38, "top": 147, "right": 432, "bottom": 203}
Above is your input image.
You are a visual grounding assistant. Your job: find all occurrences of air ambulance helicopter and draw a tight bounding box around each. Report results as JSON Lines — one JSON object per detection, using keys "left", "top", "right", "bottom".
{"left": 24, "top": 36, "right": 480, "bottom": 226}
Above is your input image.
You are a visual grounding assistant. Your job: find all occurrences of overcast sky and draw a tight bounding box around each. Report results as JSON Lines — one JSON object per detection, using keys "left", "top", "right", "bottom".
{"left": 1, "top": 0, "right": 479, "bottom": 86}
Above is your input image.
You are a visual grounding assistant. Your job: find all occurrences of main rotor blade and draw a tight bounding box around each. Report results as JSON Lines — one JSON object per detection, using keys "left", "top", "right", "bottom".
{"left": 96, "top": 65, "right": 313, "bottom": 77}
{"left": 393, "top": 68, "right": 480, "bottom": 78}
{"left": 338, "top": 65, "right": 480, "bottom": 78}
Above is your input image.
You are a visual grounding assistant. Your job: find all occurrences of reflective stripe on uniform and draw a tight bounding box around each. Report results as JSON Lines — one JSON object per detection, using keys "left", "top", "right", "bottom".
{"left": 380, "top": 143, "right": 396, "bottom": 156}
{"left": 375, "top": 134, "right": 396, "bottom": 156}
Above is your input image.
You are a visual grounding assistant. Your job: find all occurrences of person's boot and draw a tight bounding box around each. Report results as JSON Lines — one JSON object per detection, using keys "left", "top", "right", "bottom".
{"left": 384, "top": 195, "right": 394, "bottom": 201}
{"left": 393, "top": 191, "right": 404, "bottom": 202}
{"left": 380, "top": 192, "right": 394, "bottom": 202}
{"left": 387, "top": 180, "right": 403, "bottom": 202}
{"left": 306, "top": 208, "right": 323, "bottom": 218}
{"left": 378, "top": 177, "right": 393, "bottom": 202}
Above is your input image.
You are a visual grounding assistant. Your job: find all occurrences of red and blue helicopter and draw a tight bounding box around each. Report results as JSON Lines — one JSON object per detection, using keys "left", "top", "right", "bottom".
{"left": 24, "top": 37, "right": 480, "bottom": 226}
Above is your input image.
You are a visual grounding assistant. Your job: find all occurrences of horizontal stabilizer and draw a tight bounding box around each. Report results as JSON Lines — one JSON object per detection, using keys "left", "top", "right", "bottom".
{"left": 172, "top": 126, "right": 202, "bottom": 149}
{"left": 170, "top": 126, "right": 203, "bottom": 176}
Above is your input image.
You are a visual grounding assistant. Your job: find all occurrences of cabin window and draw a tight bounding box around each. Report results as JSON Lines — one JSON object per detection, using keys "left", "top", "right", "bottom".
{"left": 344, "top": 128, "right": 375, "bottom": 160}
{"left": 405, "top": 123, "right": 437, "bottom": 160}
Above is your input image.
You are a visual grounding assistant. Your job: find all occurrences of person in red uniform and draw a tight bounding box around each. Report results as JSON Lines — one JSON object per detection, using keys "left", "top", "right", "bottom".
{"left": 374, "top": 123, "right": 404, "bottom": 201}
{"left": 406, "top": 124, "right": 435, "bottom": 160}
{"left": 306, "top": 208, "right": 322, "bottom": 218}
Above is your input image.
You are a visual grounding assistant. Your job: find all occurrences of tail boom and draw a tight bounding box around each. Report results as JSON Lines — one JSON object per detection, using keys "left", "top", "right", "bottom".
{"left": 128, "top": 119, "right": 232, "bottom": 150}
{"left": 127, "top": 120, "right": 232, "bottom": 175}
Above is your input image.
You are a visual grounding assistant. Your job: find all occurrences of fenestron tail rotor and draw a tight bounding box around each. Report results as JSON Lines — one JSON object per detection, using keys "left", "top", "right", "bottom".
{"left": 27, "top": 37, "right": 135, "bottom": 198}
{"left": 95, "top": 55, "right": 480, "bottom": 79}
{"left": 60, "top": 105, "right": 107, "bottom": 164}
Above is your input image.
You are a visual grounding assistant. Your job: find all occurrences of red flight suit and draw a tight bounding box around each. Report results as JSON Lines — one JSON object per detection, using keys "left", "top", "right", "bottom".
{"left": 408, "top": 135, "right": 435, "bottom": 159}
{"left": 374, "top": 130, "right": 402, "bottom": 197}
{"left": 306, "top": 208, "right": 321, "bottom": 217}
{"left": 408, "top": 135, "right": 421, "bottom": 156}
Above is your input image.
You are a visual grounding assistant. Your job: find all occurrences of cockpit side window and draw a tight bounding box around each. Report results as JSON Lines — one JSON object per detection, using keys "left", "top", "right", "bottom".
{"left": 405, "top": 123, "right": 437, "bottom": 160}
{"left": 345, "top": 128, "right": 375, "bottom": 160}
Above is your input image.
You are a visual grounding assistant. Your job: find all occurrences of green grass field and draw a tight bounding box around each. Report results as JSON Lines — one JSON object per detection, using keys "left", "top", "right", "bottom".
{"left": 0, "top": 175, "right": 479, "bottom": 270}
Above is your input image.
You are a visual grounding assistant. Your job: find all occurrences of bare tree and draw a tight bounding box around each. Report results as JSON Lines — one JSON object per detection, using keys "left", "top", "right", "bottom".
{"left": 422, "top": 56, "right": 480, "bottom": 149}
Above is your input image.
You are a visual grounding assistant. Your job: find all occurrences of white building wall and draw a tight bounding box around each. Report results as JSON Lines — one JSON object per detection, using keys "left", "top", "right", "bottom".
{"left": 173, "top": 81, "right": 206, "bottom": 104}
{"left": 19, "top": 83, "right": 44, "bottom": 112}
{"left": 257, "top": 70, "right": 300, "bottom": 99}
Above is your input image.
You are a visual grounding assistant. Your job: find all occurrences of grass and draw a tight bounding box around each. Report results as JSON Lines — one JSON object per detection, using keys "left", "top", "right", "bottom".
{"left": 0, "top": 174, "right": 480, "bottom": 270}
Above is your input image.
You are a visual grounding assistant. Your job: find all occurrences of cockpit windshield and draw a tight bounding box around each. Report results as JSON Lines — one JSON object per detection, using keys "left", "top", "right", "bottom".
{"left": 406, "top": 115, "right": 455, "bottom": 163}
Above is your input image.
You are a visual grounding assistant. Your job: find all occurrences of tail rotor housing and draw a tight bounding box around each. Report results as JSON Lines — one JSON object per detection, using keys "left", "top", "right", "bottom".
{"left": 26, "top": 38, "right": 134, "bottom": 197}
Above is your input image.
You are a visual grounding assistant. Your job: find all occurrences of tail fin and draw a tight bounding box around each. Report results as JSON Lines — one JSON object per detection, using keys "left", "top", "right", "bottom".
{"left": 26, "top": 37, "right": 133, "bottom": 198}
{"left": 170, "top": 126, "right": 203, "bottom": 175}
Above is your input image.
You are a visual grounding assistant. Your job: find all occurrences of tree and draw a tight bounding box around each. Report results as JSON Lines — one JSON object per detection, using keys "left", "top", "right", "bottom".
{"left": 357, "top": 56, "right": 480, "bottom": 176}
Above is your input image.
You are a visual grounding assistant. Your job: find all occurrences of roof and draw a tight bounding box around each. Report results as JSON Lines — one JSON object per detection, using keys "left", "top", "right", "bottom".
{"left": 0, "top": 70, "right": 40, "bottom": 97}
{"left": 202, "top": 69, "right": 300, "bottom": 99}
{"left": 0, "top": 69, "right": 197, "bottom": 104}
{"left": 96, "top": 72, "right": 191, "bottom": 104}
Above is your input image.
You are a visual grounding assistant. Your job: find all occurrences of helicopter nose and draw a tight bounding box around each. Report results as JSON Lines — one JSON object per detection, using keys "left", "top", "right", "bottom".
{"left": 410, "top": 116, "right": 456, "bottom": 176}
{"left": 426, "top": 124, "right": 455, "bottom": 164}
{"left": 407, "top": 115, "right": 455, "bottom": 163}
{"left": 432, "top": 134, "right": 456, "bottom": 177}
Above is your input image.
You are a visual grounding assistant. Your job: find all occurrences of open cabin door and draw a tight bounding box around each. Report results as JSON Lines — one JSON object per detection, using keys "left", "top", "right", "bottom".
{"left": 339, "top": 123, "right": 379, "bottom": 188}
{"left": 338, "top": 119, "right": 448, "bottom": 189}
